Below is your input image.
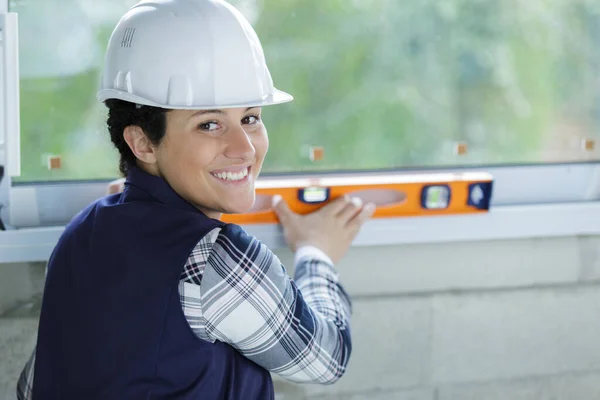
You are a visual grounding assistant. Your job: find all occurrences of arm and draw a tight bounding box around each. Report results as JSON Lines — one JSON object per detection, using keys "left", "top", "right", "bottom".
{"left": 180, "top": 224, "right": 352, "bottom": 384}
{"left": 16, "top": 349, "right": 35, "bottom": 400}
{"left": 293, "top": 245, "right": 352, "bottom": 332}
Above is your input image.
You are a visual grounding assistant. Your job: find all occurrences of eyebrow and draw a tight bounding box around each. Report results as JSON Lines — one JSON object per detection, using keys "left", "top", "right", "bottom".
{"left": 190, "top": 107, "right": 258, "bottom": 118}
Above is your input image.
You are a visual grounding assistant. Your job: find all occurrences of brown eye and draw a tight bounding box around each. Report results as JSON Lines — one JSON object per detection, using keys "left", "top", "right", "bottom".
{"left": 198, "top": 121, "right": 220, "bottom": 131}
{"left": 242, "top": 115, "right": 261, "bottom": 125}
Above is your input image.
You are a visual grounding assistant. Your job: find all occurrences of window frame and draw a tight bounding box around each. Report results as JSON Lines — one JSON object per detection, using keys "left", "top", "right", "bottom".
{"left": 0, "top": 0, "right": 19, "bottom": 178}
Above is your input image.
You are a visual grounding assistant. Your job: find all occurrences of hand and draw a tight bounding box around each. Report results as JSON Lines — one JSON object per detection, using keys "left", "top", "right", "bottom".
{"left": 107, "top": 178, "right": 125, "bottom": 195}
{"left": 272, "top": 194, "right": 375, "bottom": 264}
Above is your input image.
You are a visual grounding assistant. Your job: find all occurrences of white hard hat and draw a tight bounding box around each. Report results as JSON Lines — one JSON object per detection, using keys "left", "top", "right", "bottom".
{"left": 96, "top": 0, "right": 293, "bottom": 109}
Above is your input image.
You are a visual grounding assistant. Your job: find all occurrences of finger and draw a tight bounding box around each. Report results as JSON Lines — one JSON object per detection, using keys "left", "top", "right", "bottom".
{"left": 347, "top": 202, "right": 376, "bottom": 230}
{"left": 272, "top": 195, "right": 294, "bottom": 223}
{"left": 338, "top": 197, "right": 363, "bottom": 222}
{"left": 319, "top": 195, "right": 351, "bottom": 216}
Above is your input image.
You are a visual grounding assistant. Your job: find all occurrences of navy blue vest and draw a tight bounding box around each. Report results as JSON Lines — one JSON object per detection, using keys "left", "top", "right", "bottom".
{"left": 32, "top": 166, "right": 274, "bottom": 399}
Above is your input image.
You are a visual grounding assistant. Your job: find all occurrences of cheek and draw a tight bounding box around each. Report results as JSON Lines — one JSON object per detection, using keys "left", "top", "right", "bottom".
{"left": 157, "top": 134, "right": 217, "bottom": 176}
{"left": 254, "top": 128, "right": 269, "bottom": 162}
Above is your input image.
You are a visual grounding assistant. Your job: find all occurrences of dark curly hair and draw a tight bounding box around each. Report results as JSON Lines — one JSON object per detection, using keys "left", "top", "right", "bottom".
{"left": 105, "top": 99, "right": 169, "bottom": 176}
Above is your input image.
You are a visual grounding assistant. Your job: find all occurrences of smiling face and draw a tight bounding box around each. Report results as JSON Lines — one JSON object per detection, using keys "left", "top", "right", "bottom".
{"left": 124, "top": 106, "right": 268, "bottom": 219}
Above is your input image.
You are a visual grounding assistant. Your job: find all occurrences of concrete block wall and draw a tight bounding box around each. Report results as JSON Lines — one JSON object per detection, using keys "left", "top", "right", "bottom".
{"left": 0, "top": 263, "right": 45, "bottom": 316}
{"left": 2, "top": 236, "right": 600, "bottom": 399}
{"left": 272, "top": 235, "right": 600, "bottom": 399}
{"left": 0, "top": 262, "right": 44, "bottom": 400}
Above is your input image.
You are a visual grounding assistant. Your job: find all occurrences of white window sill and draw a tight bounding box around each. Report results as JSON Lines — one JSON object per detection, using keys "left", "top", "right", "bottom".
{"left": 1, "top": 201, "right": 599, "bottom": 264}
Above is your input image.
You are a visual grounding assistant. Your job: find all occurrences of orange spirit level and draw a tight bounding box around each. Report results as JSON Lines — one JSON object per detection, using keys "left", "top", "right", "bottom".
{"left": 221, "top": 171, "right": 493, "bottom": 225}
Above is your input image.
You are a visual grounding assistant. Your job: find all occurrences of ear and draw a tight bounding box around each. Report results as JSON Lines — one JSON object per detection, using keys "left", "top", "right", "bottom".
{"left": 123, "top": 126, "right": 158, "bottom": 165}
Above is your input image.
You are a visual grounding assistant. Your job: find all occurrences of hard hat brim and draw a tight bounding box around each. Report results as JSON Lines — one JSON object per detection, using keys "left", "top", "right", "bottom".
{"left": 96, "top": 88, "right": 293, "bottom": 110}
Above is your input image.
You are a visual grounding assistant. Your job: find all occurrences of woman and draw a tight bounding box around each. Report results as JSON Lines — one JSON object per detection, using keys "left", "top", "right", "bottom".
{"left": 17, "top": 0, "right": 375, "bottom": 399}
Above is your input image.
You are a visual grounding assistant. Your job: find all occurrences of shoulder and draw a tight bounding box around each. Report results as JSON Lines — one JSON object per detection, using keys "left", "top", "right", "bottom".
{"left": 215, "top": 223, "right": 259, "bottom": 248}
{"left": 210, "top": 223, "right": 273, "bottom": 265}
{"left": 65, "top": 194, "right": 121, "bottom": 233}
{"left": 57, "top": 197, "right": 109, "bottom": 243}
{"left": 205, "top": 224, "right": 289, "bottom": 288}
{"left": 181, "top": 223, "right": 279, "bottom": 285}
{"left": 185, "top": 223, "right": 253, "bottom": 259}
{"left": 181, "top": 226, "right": 222, "bottom": 285}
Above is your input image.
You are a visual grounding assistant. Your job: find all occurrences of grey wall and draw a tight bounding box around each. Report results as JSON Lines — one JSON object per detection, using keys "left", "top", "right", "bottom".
{"left": 2, "top": 235, "right": 600, "bottom": 399}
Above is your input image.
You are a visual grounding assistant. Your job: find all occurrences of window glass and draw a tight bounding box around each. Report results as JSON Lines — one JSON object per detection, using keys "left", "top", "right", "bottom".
{"left": 11, "top": 0, "right": 600, "bottom": 182}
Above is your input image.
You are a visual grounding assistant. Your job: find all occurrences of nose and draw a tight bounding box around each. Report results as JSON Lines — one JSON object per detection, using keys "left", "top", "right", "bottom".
{"left": 224, "top": 124, "right": 256, "bottom": 162}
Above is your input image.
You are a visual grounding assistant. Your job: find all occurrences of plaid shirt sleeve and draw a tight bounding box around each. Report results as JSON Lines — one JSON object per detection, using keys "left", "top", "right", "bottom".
{"left": 179, "top": 223, "right": 353, "bottom": 384}
{"left": 16, "top": 347, "right": 35, "bottom": 400}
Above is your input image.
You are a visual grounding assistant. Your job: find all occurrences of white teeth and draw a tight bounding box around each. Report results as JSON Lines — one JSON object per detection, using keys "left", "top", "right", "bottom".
{"left": 213, "top": 167, "right": 249, "bottom": 181}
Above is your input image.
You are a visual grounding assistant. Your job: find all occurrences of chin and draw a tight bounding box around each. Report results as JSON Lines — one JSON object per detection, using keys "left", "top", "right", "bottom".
{"left": 221, "top": 197, "right": 255, "bottom": 215}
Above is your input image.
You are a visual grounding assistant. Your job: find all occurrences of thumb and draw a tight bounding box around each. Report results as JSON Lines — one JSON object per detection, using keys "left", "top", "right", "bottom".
{"left": 272, "top": 195, "right": 293, "bottom": 222}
